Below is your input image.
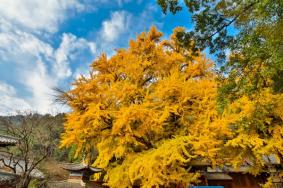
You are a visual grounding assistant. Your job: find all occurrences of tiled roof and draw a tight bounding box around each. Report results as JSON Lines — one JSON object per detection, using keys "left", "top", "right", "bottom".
{"left": 0, "top": 135, "right": 18, "bottom": 146}
{"left": 203, "top": 172, "right": 233, "bottom": 180}
{"left": 191, "top": 154, "right": 281, "bottom": 172}
{"left": 61, "top": 163, "right": 88, "bottom": 171}
{"left": 47, "top": 180, "right": 104, "bottom": 188}
{"left": 60, "top": 163, "right": 103, "bottom": 173}
{"left": 0, "top": 171, "right": 18, "bottom": 185}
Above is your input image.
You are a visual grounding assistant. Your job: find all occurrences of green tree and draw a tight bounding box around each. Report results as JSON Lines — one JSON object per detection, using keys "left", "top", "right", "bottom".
{"left": 157, "top": 0, "right": 283, "bottom": 92}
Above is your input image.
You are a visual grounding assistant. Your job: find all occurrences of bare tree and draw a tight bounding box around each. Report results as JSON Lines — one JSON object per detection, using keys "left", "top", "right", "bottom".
{"left": 0, "top": 112, "right": 57, "bottom": 188}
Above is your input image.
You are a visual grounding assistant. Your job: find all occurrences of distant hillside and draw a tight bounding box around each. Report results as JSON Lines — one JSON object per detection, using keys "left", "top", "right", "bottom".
{"left": 0, "top": 113, "right": 72, "bottom": 162}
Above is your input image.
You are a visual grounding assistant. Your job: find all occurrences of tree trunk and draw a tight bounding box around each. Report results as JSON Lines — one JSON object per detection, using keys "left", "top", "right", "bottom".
{"left": 16, "top": 175, "right": 31, "bottom": 188}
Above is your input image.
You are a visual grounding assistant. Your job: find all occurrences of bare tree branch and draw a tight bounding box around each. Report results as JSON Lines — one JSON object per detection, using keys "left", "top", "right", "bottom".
{"left": 0, "top": 112, "right": 58, "bottom": 188}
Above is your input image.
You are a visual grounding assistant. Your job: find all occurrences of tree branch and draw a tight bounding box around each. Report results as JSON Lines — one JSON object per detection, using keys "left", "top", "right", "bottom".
{"left": 204, "top": 1, "right": 258, "bottom": 41}
{"left": 133, "top": 135, "right": 154, "bottom": 149}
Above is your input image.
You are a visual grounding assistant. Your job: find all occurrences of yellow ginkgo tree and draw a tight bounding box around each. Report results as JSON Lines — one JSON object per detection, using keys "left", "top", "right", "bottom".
{"left": 216, "top": 52, "right": 283, "bottom": 185}
{"left": 60, "top": 27, "right": 229, "bottom": 187}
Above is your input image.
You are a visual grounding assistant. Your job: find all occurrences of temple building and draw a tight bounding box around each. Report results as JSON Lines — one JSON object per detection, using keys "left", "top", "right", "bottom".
{"left": 0, "top": 134, "right": 44, "bottom": 187}
{"left": 189, "top": 156, "right": 283, "bottom": 188}
{"left": 0, "top": 134, "right": 19, "bottom": 187}
{"left": 0, "top": 134, "right": 18, "bottom": 147}
{"left": 61, "top": 163, "right": 104, "bottom": 187}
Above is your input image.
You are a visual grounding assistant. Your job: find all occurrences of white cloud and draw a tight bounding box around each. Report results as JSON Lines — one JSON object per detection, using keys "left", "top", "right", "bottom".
{"left": 0, "top": 30, "right": 54, "bottom": 63}
{"left": 100, "top": 11, "right": 131, "bottom": 42}
{"left": 0, "top": 0, "right": 158, "bottom": 115}
{"left": 0, "top": 0, "right": 85, "bottom": 33}
{"left": 0, "top": 82, "right": 31, "bottom": 115}
{"left": 0, "top": 0, "right": 133, "bottom": 34}
{"left": 0, "top": 0, "right": 99, "bottom": 115}
{"left": 54, "top": 33, "right": 96, "bottom": 80}
{"left": 0, "top": 30, "right": 96, "bottom": 114}
{"left": 0, "top": 30, "right": 55, "bottom": 91}
{"left": 22, "top": 60, "right": 54, "bottom": 113}
{"left": 0, "top": 31, "right": 56, "bottom": 114}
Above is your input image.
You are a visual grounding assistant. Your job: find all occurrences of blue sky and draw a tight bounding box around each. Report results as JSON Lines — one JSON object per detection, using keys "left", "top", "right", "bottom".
{"left": 0, "top": 0, "right": 193, "bottom": 115}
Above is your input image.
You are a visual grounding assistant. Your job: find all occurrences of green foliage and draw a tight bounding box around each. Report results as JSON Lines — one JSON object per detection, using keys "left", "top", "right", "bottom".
{"left": 157, "top": 1, "right": 283, "bottom": 84}
{"left": 157, "top": 0, "right": 182, "bottom": 15}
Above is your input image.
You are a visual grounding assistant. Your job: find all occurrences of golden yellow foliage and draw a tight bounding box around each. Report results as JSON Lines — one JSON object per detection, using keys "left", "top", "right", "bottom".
{"left": 60, "top": 26, "right": 282, "bottom": 187}
{"left": 60, "top": 27, "right": 224, "bottom": 187}
{"left": 221, "top": 89, "right": 283, "bottom": 175}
